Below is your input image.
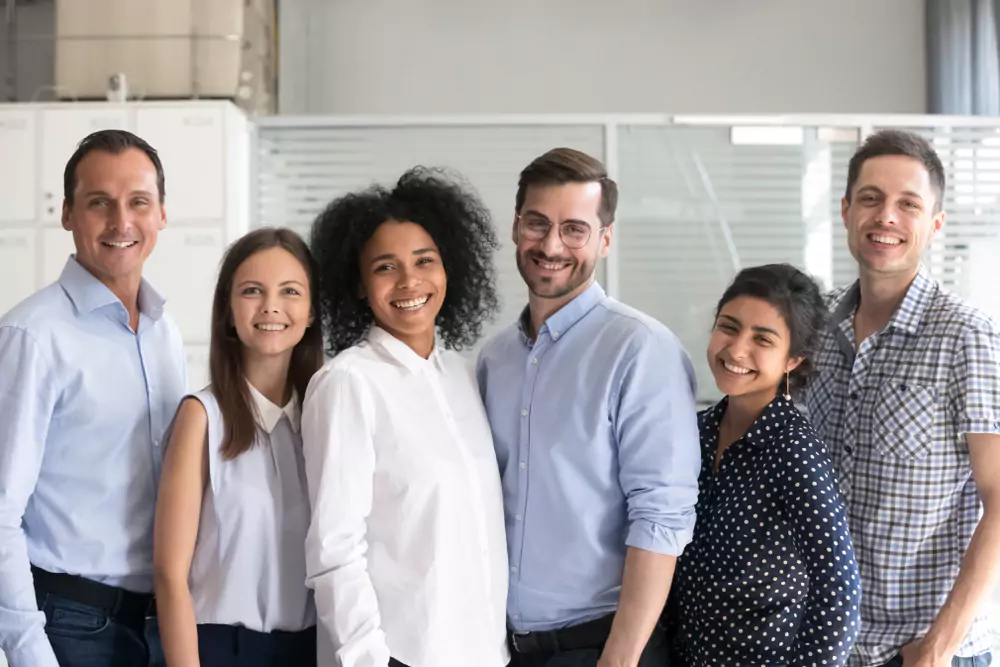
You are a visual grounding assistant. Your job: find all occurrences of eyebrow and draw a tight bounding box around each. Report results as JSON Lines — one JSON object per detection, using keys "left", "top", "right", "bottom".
{"left": 718, "top": 314, "right": 782, "bottom": 337}
{"left": 370, "top": 247, "right": 438, "bottom": 263}
{"left": 82, "top": 189, "right": 155, "bottom": 198}
{"left": 522, "top": 209, "right": 593, "bottom": 226}
{"left": 235, "top": 280, "right": 305, "bottom": 288}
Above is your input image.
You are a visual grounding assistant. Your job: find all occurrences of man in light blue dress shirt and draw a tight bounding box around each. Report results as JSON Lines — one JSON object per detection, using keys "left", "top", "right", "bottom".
{"left": 0, "top": 130, "right": 187, "bottom": 667}
{"left": 476, "top": 148, "right": 701, "bottom": 667}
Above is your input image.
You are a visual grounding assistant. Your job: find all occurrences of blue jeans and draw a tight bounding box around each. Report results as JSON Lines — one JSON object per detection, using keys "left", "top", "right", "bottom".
{"left": 36, "top": 592, "right": 164, "bottom": 667}
{"left": 197, "top": 623, "right": 317, "bottom": 667}
{"left": 881, "top": 653, "right": 993, "bottom": 666}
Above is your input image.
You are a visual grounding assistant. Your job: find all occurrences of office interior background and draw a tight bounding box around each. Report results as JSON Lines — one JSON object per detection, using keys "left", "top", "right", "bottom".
{"left": 1, "top": 0, "right": 1000, "bottom": 662}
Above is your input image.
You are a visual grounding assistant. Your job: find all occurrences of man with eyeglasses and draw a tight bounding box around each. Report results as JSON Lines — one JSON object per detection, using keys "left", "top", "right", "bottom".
{"left": 476, "top": 147, "right": 701, "bottom": 667}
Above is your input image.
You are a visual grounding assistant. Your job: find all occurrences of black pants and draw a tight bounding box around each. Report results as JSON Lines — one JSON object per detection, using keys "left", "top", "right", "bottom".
{"left": 197, "top": 623, "right": 317, "bottom": 667}
{"left": 389, "top": 660, "right": 409, "bottom": 667}
{"left": 510, "top": 625, "right": 668, "bottom": 667}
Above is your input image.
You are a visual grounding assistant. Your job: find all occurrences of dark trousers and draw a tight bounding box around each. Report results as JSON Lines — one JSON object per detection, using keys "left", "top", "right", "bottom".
{"left": 389, "top": 660, "right": 410, "bottom": 667}
{"left": 510, "top": 624, "right": 668, "bottom": 667}
{"left": 881, "top": 653, "right": 992, "bottom": 667}
{"left": 197, "top": 623, "right": 317, "bottom": 667}
{"left": 34, "top": 587, "right": 164, "bottom": 667}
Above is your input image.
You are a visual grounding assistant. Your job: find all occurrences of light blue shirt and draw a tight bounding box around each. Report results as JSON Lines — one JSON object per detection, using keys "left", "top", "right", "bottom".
{"left": 0, "top": 257, "right": 186, "bottom": 667}
{"left": 476, "top": 282, "right": 701, "bottom": 632}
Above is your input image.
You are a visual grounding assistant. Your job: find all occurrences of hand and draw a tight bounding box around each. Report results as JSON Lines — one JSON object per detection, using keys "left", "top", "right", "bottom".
{"left": 899, "top": 639, "right": 953, "bottom": 667}
{"left": 596, "top": 649, "right": 638, "bottom": 667}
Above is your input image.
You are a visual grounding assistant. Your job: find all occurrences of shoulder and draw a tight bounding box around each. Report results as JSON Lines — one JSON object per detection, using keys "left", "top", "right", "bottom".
{"left": 773, "top": 405, "right": 833, "bottom": 467}
{"left": 824, "top": 283, "right": 854, "bottom": 310}
{"left": 304, "top": 345, "right": 374, "bottom": 400}
{"left": 477, "top": 322, "right": 522, "bottom": 365}
{"left": 0, "top": 282, "right": 73, "bottom": 335}
{"left": 595, "top": 298, "right": 686, "bottom": 352}
{"left": 924, "top": 285, "right": 1000, "bottom": 338}
{"left": 166, "top": 395, "right": 210, "bottom": 452}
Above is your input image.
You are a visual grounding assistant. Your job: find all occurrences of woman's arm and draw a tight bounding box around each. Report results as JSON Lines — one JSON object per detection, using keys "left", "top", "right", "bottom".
{"left": 153, "top": 398, "right": 210, "bottom": 667}
{"left": 301, "top": 366, "right": 391, "bottom": 667}
{"left": 779, "top": 424, "right": 862, "bottom": 667}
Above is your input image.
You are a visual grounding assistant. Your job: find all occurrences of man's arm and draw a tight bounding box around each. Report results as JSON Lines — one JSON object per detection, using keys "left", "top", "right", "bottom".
{"left": 0, "top": 326, "right": 60, "bottom": 667}
{"left": 602, "top": 329, "right": 701, "bottom": 667}
{"left": 903, "top": 432, "right": 1000, "bottom": 667}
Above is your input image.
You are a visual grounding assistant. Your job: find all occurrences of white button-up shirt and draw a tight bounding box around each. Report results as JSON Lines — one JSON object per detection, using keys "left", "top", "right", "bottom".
{"left": 302, "top": 327, "right": 509, "bottom": 667}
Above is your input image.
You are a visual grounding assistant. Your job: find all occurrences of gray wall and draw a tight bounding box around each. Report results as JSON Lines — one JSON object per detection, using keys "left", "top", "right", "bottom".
{"left": 277, "top": 0, "right": 927, "bottom": 115}
{"left": 0, "top": 0, "right": 56, "bottom": 102}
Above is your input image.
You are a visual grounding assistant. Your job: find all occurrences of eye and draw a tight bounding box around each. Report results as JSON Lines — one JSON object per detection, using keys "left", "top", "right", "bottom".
{"left": 755, "top": 335, "right": 774, "bottom": 347}
{"left": 132, "top": 198, "right": 149, "bottom": 207}
{"left": 374, "top": 263, "right": 394, "bottom": 273}
{"left": 859, "top": 194, "right": 878, "bottom": 204}
{"left": 901, "top": 200, "right": 919, "bottom": 210}
{"left": 282, "top": 287, "right": 301, "bottom": 296}
{"left": 417, "top": 256, "right": 436, "bottom": 266}
{"left": 241, "top": 286, "right": 262, "bottom": 296}
{"left": 89, "top": 198, "right": 109, "bottom": 208}
{"left": 715, "top": 322, "right": 737, "bottom": 333}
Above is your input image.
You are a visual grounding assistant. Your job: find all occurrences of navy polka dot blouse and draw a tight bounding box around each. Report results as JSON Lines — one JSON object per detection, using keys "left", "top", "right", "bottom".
{"left": 665, "top": 396, "right": 862, "bottom": 666}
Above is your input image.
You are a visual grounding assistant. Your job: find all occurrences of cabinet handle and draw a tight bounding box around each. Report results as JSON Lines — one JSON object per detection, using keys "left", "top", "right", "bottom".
{"left": 0, "top": 236, "right": 28, "bottom": 247}
{"left": 183, "top": 116, "right": 215, "bottom": 128}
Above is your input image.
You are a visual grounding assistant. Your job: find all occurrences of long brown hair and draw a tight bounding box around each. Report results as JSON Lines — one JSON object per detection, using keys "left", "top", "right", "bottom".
{"left": 209, "top": 227, "right": 324, "bottom": 460}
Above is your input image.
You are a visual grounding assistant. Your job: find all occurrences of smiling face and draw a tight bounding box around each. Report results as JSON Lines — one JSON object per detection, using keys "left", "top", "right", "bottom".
{"left": 707, "top": 296, "right": 802, "bottom": 407}
{"left": 513, "top": 181, "right": 611, "bottom": 308}
{"left": 360, "top": 220, "right": 447, "bottom": 355}
{"left": 62, "top": 147, "right": 166, "bottom": 291}
{"left": 843, "top": 154, "right": 945, "bottom": 280}
{"left": 230, "top": 246, "right": 313, "bottom": 362}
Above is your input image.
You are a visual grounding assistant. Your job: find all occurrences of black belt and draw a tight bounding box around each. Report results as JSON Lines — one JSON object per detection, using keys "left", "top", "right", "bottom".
{"left": 508, "top": 614, "right": 614, "bottom": 654}
{"left": 31, "top": 565, "right": 156, "bottom": 623}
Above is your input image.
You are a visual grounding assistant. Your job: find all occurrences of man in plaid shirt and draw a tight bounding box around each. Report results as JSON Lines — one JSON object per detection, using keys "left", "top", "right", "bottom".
{"left": 806, "top": 129, "right": 1000, "bottom": 667}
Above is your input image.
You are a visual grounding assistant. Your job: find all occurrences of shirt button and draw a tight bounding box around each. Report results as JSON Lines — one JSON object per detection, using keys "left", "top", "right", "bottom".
{"left": 513, "top": 614, "right": 520, "bottom": 621}
{"left": 845, "top": 445, "right": 853, "bottom": 455}
{"left": 519, "top": 461, "right": 526, "bottom": 469}
{"left": 552, "top": 331, "right": 560, "bottom": 339}
{"left": 849, "top": 392, "right": 859, "bottom": 400}
{"left": 516, "top": 514, "right": 522, "bottom": 521}
{"left": 511, "top": 566, "right": 518, "bottom": 573}
{"left": 531, "top": 357, "right": 538, "bottom": 364}
{"left": 153, "top": 439, "right": 160, "bottom": 448}
{"left": 521, "top": 409, "right": 528, "bottom": 417}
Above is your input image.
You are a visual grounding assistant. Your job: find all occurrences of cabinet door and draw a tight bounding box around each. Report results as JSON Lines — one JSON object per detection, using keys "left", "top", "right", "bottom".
{"left": 40, "top": 108, "right": 131, "bottom": 222}
{"left": 135, "top": 107, "right": 224, "bottom": 222}
{"left": 0, "top": 229, "right": 37, "bottom": 317}
{"left": 0, "top": 110, "right": 37, "bottom": 224}
{"left": 40, "top": 228, "right": 77, "bottom": 286}
{"left": 142, "top": 226, "right": 223, "bottom": 344}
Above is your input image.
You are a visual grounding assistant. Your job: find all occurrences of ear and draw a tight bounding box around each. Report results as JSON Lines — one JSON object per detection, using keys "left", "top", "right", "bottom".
{"left": 786, "top": 356, "right": 804, "bottom": 373}
{"left": 511, "top": 214, "right": 519, "bottom": 245}
{"left": 61, "top": 199, "right": 72, "bottom": 231}
{"left": 931, "top": 209, "right": 945, "bottom": 237}
{"left": 597, "top": 222, "right": 614, "bottom": 259}
{"left": 157, "top": 203, "right": 167, "bottom": 231}
{"left": 841, "top": 196, "right": 850, "bottom": 230}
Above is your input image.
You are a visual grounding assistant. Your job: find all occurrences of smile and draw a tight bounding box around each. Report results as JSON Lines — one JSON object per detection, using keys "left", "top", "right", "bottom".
{"left": 868, "top": 233, "right": 902, "bottom": 246}
{"left": 392, "top": 295, "right": 429, "bottom": 311}
{"left": 254, "top": 323, "right": 288, "bottom": 331}
{"left": 102, "top": 241, "right": 138, "bottom": 249}
{"left": 532, "top": 257, "right": 571, "bottom": 271}
{"left": 722, "top": 360, "right": 754, "bottom": 375}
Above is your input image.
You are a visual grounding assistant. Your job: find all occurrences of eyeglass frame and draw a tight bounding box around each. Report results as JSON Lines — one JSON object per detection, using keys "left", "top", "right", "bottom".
{"left": 515, "top": 213, "right": 610, "bottom": 249}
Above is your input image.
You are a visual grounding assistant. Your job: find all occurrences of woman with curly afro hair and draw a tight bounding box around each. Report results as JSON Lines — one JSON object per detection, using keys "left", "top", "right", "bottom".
{"left": 300, "top": 167, "right": 510, "bottom": 667}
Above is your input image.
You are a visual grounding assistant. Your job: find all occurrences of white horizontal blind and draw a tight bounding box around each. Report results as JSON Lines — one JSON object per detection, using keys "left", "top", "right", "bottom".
{"left": 616, "top": 125, "right": 819, "bottom": 404}
{"left": 830, "top": 138, "right": 857, "bottom": 289}
{"left": 255, "top": 124, "right": 606, "bottom": 353}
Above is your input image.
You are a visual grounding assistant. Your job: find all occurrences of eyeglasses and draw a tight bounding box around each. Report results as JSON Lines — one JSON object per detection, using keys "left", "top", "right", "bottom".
{"left": 516, "top": 213, "right": 605, "bottom": 250}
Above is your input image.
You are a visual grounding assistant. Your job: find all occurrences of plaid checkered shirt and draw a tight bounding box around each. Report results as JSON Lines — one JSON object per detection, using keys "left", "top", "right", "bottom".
{"left": 804, "top": 266, "right": 1000, "bottom": 666}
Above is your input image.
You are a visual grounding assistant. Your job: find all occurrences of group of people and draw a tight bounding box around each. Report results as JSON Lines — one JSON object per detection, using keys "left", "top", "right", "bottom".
{"left": 0, "top": 125, "right": 997, "bottom": 667}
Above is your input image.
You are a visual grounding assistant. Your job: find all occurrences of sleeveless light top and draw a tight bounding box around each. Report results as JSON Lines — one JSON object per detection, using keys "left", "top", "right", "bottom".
{"left": 186, "top": 384, "right": 316, "bottom": 632}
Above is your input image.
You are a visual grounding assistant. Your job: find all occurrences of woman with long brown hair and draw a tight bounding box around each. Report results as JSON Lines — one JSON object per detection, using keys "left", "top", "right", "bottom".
{"left": 152, "top": 227, "right": 324, "bottom": 667}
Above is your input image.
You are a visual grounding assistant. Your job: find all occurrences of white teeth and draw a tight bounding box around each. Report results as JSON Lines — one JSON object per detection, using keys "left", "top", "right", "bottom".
{"left": 536, "top": 259, "right": 567, "bottom": 271}
{"left": 255, "top": 323, "right": 287, "bottom": 331}
{"left": 103, "top": 241, "right": 137, "bottom": 248}
{"left": 392, "top": 296, "right": 429, "bottom": 311}
{"left": 723, "top": 361, "right": 753, "bottom": 375}
{"left": 870, "top": 234, "right": 901, "bottom": 246}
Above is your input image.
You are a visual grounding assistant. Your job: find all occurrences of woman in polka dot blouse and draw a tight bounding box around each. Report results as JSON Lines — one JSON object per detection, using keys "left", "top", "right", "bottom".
{"left": 664, "top": 264, "right": 861, "bottom": 666}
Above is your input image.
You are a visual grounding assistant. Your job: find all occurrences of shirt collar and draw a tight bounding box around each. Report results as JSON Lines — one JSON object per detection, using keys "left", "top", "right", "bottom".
{"left": 829, "top": 265, "right": 935, "bottom": 336}
{"left": 709, "top": 394, "right": 795, "bottom": 450}
{"left": 59, "top": 255, "right": 166, "bottom": 321}
{"left": 516, "top": 281, "right": 607, "bottom": 345}
{"left": 247, "top": 381, "right": 300, "bottom": 434}
{"left": 366, "top": 326, "right": 446, "bottom": 375}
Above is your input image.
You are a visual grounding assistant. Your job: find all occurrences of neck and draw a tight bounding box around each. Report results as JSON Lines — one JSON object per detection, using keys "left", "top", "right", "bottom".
{"left": 526, "top": 276, "right": 595, "bottom": 341}
{"left": 723, "top": 390, "right": 775, "bottom": 439}
{"left": 243, "top": 350, "right": 294, "bottom": 407}
{"left": 856, "top": 266, "right": 918, "bottom": 338}
{"left": 397, "top": 328, "right": 435, "bottom": 360}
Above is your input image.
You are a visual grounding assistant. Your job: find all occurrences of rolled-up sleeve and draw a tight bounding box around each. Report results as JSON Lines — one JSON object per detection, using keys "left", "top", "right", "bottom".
{"left": 949, "top": 325, "right": 1000, "bottom": 437}
{"left": 0, "top": 326, "right": 60, "bottom": 667}
{"left": 613, "top": 328, "right": 701, "bottom": 557}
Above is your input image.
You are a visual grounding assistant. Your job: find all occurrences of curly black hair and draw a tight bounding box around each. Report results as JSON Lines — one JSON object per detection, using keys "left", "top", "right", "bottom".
{"left": 309, "top": 166, "right": 500, "bottom": 356}
{"left": 714, "top": 263, "right": 829, "bottom": 397}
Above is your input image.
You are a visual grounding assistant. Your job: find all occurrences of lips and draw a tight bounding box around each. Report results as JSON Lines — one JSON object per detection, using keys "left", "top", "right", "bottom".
{"left": 867, "top": 232, "right": 903, "bottom": 246}
{"left": 531, "top": 255, "right": 571, "bottom": 272}
{"left": 391, "top": 295, "right": 430, "bottom": 311}
{"left": 101, "top": 240, "right": 138, "bottom": 249}
{"left": 720, "top": 359, "right": 755, "bottom": 376}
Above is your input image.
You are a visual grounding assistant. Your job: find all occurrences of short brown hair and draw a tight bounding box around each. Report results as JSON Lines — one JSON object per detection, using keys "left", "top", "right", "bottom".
{"left": 516, "top": 148, "right": 618, "bottom": 227}
{"left": 64, "top": 129, "right": 165, "bottom": 205}
{"left": 845, "top": 129, "right": 946, "bottom": 213}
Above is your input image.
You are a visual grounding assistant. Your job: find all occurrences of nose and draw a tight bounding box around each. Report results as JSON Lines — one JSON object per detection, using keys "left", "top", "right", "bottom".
{"left": 396, "top": 265, "right": 421, "bottom": 289}
{"left": 539, "top": 223, "right": 566, "bottom": 257}
{"left": 876, "top": 200, "right": 899, "bottom": 225}
{"left": 108, "top": 200, "right": 134, "bottom": 235}
{"left": 260, "top": 294, "right": 282, "bottom": 314}
{"left": 728, "top": 334, "right": 752, "bottom": 361}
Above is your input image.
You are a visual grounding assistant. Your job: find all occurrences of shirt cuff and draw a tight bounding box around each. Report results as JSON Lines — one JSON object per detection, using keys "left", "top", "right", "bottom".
{"left": 957, "top": 418, "right": 1000, "bottom": 437}
{"left": 625, "top": 517, "right": 693, "bottom": 557}
{"left": 7, "top": 633, "right": 59, "bottom": 667}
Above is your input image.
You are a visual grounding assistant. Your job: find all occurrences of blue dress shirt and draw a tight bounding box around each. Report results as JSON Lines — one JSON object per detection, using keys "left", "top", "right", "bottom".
{"left": 476, "top": 282, "right": 701, "bottom": 632}
{"left": 0, "top": 257, "right": 186, "bottom": 667}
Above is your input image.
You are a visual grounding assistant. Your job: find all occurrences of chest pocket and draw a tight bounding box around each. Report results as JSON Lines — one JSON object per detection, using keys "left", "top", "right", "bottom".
{"left": 874, "top": 380, "right": 937, "bottom": 459}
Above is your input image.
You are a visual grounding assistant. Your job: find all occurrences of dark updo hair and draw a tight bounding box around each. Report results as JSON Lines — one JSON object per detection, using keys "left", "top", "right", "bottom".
{"left": 310, "top": 166, "right": 500, "bottom": 356}
{"left": 714, "top": 263, "right": 829, "bottom": 396}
